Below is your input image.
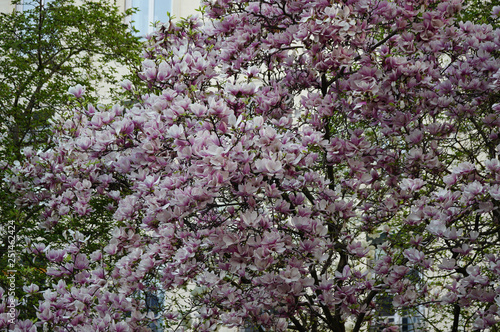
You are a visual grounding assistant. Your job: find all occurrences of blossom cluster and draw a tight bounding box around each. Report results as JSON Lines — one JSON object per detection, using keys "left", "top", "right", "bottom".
{"left": 5, "top": 0, "right": 500, "bottom": 331}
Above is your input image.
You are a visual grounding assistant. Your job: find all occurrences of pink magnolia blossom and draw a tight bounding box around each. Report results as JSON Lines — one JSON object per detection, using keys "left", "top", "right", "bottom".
{"left": 67, "top": 84, "right": 85, "bottom": 98}
{"left": 8, "top": 0, "right": 500, "bottom": 331}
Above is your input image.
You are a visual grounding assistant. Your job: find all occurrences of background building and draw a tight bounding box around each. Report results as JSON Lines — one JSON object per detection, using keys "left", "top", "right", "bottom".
{"left": 0, "top": 0, "right": 201, "bottom": 30}
{"left": 124, "top": 0, "right": 200, "bottom": 35}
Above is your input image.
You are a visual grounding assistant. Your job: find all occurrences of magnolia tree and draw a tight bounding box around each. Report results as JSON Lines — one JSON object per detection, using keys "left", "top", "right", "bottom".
{"left": 4, "top": 0, "right": 500, "bottom": 331}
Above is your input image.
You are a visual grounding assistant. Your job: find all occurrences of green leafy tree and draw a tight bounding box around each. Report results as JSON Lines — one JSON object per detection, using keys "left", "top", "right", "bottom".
{"left": 0, "top": 0, "right": 141, "bottom": 320}
{"left": 0, "top": 0, "right": 142, "bottom": 157}
{"left": 460, "top": 0, "right": 500, "bottom": 27}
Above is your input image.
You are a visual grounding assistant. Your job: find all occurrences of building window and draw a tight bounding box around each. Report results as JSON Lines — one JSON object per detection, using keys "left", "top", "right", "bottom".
{"left": 368, "top": 234, "right": 426, "bottom": 331}
{"left": 20, "top": 0, "right": 53, "bottom": 12}
{"left": 131, "top": 0, "right": 172, "bottom": 36}
{"left": 369, "top": 309, "right": 424, "bottom": 332}
{"left": 401, "top": 315, "right": 423, "bottom": 332}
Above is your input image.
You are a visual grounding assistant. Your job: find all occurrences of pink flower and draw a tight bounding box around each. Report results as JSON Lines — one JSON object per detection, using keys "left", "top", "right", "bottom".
{"left": 463, "top": 181, "right": 483, "bottom": 196}
{"left": 75, "top": 137, "right": 92, "bottom": 151}
{"left": 190, "top": 103, "right": 208, "bottom": 117}
{"left": 23, "top": 284, "right": 39, "bottom": 294}
{"left": 157, "top": 61, "right": 171, "bottom": 81}
{"left": 490, "top": 184, "right": 500, "bottom": 200}
{"left": 119, "top": 79, "right": 133, "bottom": 91}
{"left": 492, "top": 6, "right": 500, "bottom": 18}
{"left": 404, "top": 248, "right": 425, "bottom": 263}
{"left": 438, "top": 258, "right": 456, "bottom": 270}
{"left": 167, "top": 124, "right": 184, "bottom": 139}
{"left": 485, "top": 158, "right": 500, "bottom": 172}
{"left": 46, "top": 249, "right": 66, "bottom": 263}
{"left": 426, "top": 219, "right": 447, "bottom": 236}
{"left": 400, "top": 178, "right": 426, "bottom": 192}
{"left": 37, "top": 302, "right": 54, "bottom": 321}
{"left": 255, "top": 158, "right": 283, "bottom": 174}
{"left": 452, "top": 162, "right": 475, "bottom": 175}
{"left": 74, "top": 254, "right": 89, "bottom": 270}
{"left": 115, "top": 322, "right": 130, "bottom": 332}
{"left": 68, "top": 84, "right": 85, "bottom": 98}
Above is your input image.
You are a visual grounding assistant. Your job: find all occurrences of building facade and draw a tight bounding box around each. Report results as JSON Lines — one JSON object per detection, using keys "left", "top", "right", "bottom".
{"left": 0, "top": 0, "right": 200, "bottom": 27}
